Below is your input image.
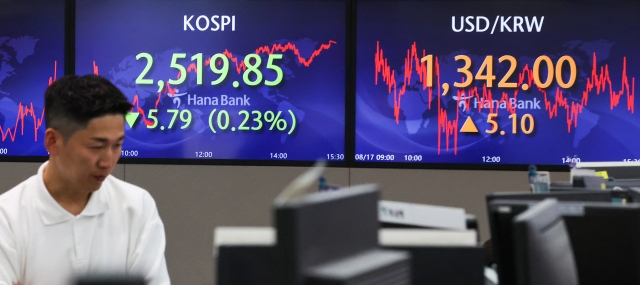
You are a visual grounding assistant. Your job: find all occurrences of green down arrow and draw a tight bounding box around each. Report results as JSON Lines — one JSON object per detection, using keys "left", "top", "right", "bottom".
{"left": 125, "top": 112, "right": 140, "bottom": 128}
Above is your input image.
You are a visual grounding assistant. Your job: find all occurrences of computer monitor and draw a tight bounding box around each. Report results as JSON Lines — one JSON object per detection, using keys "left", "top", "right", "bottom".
{"left": 487, "top": 200, "right": 535, "bottom": 285}
{"left": 214, "top": 227, "right": 276, "bottom": 285}
{"left": 572, "top": 176, "right": 606, "bottom": 189}
{"left": 562, "top": 203, "right": 640, "bottom": 285}
{"left": 627, "top": 188, "right": 640, "bottom": 203}
{"left": 216, "top": 245, "right": 275, "bottom": 285}
{"left": 274, "top": 184, "right": 411, "bottom": 285}
{"left": 487, "top": 190, "right": 621, "bottom": 285}
{"left": 490, "top": 199, "right": 640, "bottom": 285}
{"left": 512, "top": 199, "right": 578, "bottom": 285}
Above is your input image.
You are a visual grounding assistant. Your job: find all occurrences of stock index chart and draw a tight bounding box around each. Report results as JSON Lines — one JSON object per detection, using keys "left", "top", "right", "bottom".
{"left": 76, "top": 0, "right": 346, "bottom": 162}
{"left": 0, "top": 0, "right": 64, "bottom": 158}
{"left": 355, "top": 1, "right": 640, "bottom": 167}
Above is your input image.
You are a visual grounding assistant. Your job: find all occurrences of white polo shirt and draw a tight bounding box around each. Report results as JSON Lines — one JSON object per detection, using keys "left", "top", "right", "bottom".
{"left": 0, "top": 162, "right": 170, "bottom": 285}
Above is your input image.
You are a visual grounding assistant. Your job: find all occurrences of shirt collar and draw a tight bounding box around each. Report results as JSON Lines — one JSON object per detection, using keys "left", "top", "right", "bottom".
{"left": 35, "top": 161, "right": 110, "bottom": 226}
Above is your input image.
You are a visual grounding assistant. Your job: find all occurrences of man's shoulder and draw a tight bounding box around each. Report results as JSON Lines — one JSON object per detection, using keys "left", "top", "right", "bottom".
{"left": 103, "top": 175, "right": 154, "bottom": 198}
{"left": 101, "top": 175, "right": 158, "bottom": 213}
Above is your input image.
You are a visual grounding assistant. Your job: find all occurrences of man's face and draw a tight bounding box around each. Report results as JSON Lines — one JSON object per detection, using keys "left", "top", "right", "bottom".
{"left": 51, "top": 114, "right": 125, "bottom": 192}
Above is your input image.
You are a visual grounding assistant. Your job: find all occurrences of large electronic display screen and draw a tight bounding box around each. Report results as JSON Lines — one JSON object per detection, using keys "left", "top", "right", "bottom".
{"left": 76, "top": 0, "right": 346, "bottom": 162}
{"left": 355, "top": 0, "right": 640, "bottom": 167}
{"left": 0, "top": 0, "right": 65, "bottom": 158}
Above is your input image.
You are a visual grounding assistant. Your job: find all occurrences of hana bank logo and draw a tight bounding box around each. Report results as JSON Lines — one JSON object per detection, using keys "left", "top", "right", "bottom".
{"left": 169, "top": 89, "right": 190, "bottom": 108}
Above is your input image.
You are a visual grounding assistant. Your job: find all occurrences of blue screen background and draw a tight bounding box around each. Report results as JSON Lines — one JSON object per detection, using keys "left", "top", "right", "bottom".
{"left": 76, "top": 0, "right": 346, "bottom": 161}
{"left": 356, "top": 1, "right": 640, "bottom": 166}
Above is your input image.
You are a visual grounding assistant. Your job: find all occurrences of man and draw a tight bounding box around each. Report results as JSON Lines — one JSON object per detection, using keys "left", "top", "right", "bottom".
{"left": 0, "top": 75, "right": 170, "bottom": 285}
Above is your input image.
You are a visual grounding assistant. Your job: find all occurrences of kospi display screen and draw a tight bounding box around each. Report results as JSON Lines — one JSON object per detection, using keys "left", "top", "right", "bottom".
{"left": 76, "top": 0, "right": 346, "bottom": 163}
{"left": 0, "top": 0, "right": 64, "bottom": 158}
{"left": 355, "top": 0, "right": 640, "bottom": 167}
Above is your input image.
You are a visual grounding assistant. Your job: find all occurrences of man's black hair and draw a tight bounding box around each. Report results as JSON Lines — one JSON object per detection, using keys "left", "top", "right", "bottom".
{"left": 44, "top": 74, "right": 133, "bottom": 140}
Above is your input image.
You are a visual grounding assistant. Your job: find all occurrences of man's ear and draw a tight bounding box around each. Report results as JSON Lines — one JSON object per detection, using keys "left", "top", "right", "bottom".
{"left": 44, "top": 128, "right": 63, "bottom": 156}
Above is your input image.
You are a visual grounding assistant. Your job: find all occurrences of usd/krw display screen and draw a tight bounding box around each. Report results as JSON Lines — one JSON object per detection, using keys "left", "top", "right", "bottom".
{"left": 355, "top": 0, "right": 640, "bottom": 167}
{"left": 76, "top": 0, "right": 346, "bottom": 162}
{"left": 0, "top": 0, "right": 64, "bottom": 158}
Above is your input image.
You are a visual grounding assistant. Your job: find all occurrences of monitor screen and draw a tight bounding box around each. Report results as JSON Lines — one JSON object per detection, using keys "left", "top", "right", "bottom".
{"left": 563, "top": 203, "right": 640, "bottom": 285}
{"left": 487, "top": 192, "right": 619, "bottom": 285}
{"left": 488, "top": 200, "right": 532, "bottom": 285}
{"left": 490, "top": 199, "right": 640, "bottom": 285}
{"left": 0, "top": 0, "right": 65, "bottom": 158}
{"left": 355, "top": 0, "right": 640, "bottom": 168}
{"left": 274, "top": 184, "right": 380, "bottom": 285}
{"left": 513, "top": 199, "right": 578, "bottom": 285}
{"left": 76, "top": 0, "right": 346, "bottom": 163}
